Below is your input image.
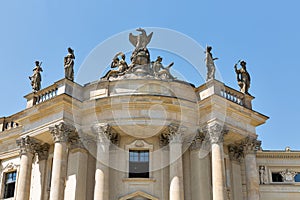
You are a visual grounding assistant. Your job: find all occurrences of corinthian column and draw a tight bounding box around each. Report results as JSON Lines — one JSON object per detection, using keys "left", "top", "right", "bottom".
{"left": 161, "top": 123, "right": 184, "bottom": 200}
{"left": 16, "top": 136, "right": 40, "bottom": 200}
{"left": 36, "top": 143, "right": 50, "bottom": 200}
{"left": 92, "top": 123, "right": 115, "bottom": 200}
{"left": 190, "top": 131, "right": 211, "bottom": 200}
{"left": 242, "top": 137, "right": 261, "bottom": 200}
{"left": 49, "top": 122, "right": 75, "bottom": 200}
{"left": 204, "top": 123, "right": 227, "bottom": 200}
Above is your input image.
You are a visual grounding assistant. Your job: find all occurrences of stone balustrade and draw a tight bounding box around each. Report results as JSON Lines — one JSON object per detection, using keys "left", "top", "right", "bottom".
{"left": 0, "top": 117, "right": 19, "bottom": 132}
{"left": 197, "top": 79, "right": 254, "bottom": 109}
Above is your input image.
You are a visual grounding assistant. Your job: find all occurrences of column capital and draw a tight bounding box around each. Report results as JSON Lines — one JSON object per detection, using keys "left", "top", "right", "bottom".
{"left": 202, "top": 123, "right": 228, "bottom": 144}
{"left": 16, "top": 136, "right": 40, "bottom": 156}
{"left": 228, "top": 144, "right": 244, "bottom": 162}
{"left": 92, "top": 123, "right": 119, "bottom": 145}
{"left": 49, "top": 122, "right": 76, "bottom": 143}
{"left": 36, "top": 143, "right": 50, "bottom": 161}
{"left": 241, "top": 136, "right": 261, "bottom": 154}
{"left": 160, "top": 123, "right": 186, "bottom": 146}
{"left": 190, "top": 130, "right": 206, "bottom": 151}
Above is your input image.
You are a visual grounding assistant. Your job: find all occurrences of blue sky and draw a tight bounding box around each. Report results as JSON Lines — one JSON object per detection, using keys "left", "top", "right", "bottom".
{"left": 0, "top": 0, "right": 299, "bottom": 150}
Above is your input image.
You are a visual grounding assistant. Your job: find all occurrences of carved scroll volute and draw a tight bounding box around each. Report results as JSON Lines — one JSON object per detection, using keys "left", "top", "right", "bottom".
{"left": 160, "top": 123, "right": 187, "bottom": 147}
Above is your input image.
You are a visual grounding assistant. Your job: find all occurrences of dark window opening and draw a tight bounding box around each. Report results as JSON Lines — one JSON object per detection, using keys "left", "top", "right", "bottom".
{"left": 129, "top": 150, "right": 149, "bottom": 178}
{"left": 272, "top": 172, "right": 283, "bottom": 182}
{"left": 295, "top": 173, "right": 300, "bottom": 182}
{"left": 3, "top": 171, "right": 17, "bottom": 198}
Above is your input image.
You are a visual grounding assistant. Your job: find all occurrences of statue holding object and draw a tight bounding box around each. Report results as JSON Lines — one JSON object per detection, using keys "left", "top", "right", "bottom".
{"left": 152, "top": 56, "right": 174, "bottom": 79}
{"left": 205, "top": 46, "right": 218, "bottom": 81}
{"left": 64, "top": 47, "right": 75, "bottom": 81}
{"left": 234, "top": 60, "right": 251, "bottom": 94}
{"left": 29, "top": 61, "right": 43, "bottom": 92}
{"left": 102, "top": 52, "right": 129, "bottom": 80}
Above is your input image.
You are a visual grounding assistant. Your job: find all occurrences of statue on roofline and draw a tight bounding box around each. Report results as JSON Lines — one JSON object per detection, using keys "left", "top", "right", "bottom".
{"left": 205, "top": 46, "right": 218, "bottom": 81}
{"left": 101, "top": 52, "right": 129, "bottom": 80}
{"left": 152, "top": 56, "right": 174, "bottom": 80}
{"left": 29, "top": 61, "right": 43, "bottom": 92}
{"left": 64, "top": 47, "right": 75, "bottom": 81}
{"left": 129, "top": 28, "right": 153, "bottom": 66}
{"left": 234, "top": 60, "right": 251, "bottom": 94}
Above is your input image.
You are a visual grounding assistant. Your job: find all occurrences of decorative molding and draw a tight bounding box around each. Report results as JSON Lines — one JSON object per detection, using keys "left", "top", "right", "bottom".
{"left": 2, "top": 162, "right": 18, "bottom": 172}
{"left": 119, "top": 190, "right": 159, "bottom": 200}
{"left": 241, "top": 136, "right": 261, "bottom": 154}
{"left": 228, "top": 144, "right": 244, "bottom": 162}
{"left": 202, "top": 123, "right": 228, "bottom": 144}
{"left": 280, "top": 169, "right": 297, "bottom": 183}
{"left": 49, "top": 122, "right": 76, "bottom": 143}
{"left": 256, "top": 151, "right": 300, "bottom": 159}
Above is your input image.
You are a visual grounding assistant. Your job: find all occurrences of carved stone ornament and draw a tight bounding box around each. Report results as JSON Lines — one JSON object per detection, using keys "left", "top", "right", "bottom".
{"left": 16, "top": 135, "right": 40, "bottom": 155}
{"left": 92, "top": 123, "right": 119, "bottom": 145}
{"left": 3, "top": 162, "right": 18, "bottom": 172}
{"left": 241, "top": 136, "right": 261, "bottom": 154}
{"left": 49, "top": 122, "right": 76, "bottom": 143}
{"left": 228, "top": 144, "right": 244, "bottom": 162}
{"left": 202, "top": 123, "right": 228, "bottom": 144}
{"left": 160, "top": 123, "right": 185, "bottom": 146}
{"left": 36, "top": 143, "right": 50, "bottom": 161}
{"left": 190, "top": 130, "right": 206, "bottom": 151}
{"left": 100, "top": 28, "right": 176, "bottom": 81}
{"left": 280, "top": 169, "right": 297, "bottom": 183}
{"left": 259, "top": 165, "right": 267, "bottom": 184}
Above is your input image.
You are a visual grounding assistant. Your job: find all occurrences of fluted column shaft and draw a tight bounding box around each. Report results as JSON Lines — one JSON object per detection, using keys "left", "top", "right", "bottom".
{"left": 49, "top": 123, "right": 75, "bottom": 200}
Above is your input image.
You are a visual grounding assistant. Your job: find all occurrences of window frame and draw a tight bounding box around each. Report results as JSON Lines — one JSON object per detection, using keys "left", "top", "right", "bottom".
{"left": 129, "top": 150, "right": 150, "bottom": 178}
{"left": 125, "top": 140, "right": 153, "bottom": 179}
{"left": 2, "top": 170, "right": 17, "bottom": 199}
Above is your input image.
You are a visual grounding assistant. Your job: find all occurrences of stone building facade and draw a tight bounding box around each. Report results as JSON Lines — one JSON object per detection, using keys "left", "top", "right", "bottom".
{"left": 0, "top": 29, "right": 299, "bottom": 200}
{"left": 0, "top": 76, "right": 299, "bottom": 200}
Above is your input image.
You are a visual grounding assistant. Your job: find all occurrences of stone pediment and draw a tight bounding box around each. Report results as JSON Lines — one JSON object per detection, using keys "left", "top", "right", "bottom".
{"left": 119, "top": 191, "right": 158, "bottom": 200}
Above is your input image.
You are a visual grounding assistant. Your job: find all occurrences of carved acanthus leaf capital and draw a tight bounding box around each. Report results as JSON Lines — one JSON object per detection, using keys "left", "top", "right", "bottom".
{"left": 16, "top": 136, "right": 40, "bottom": 155}
{"left": 228, "top": 144, "right": 244, "bottom": 162}
{"left": 202, "top": 123, "right": 228, "bottom": 144}
{"left": 160, "top": 123, "right": 185, "bottom": 146}
{"left": 49, "top": 122, "right": 76, "bottom": 143}
{"left": 36, "top": 143, "right": 50, "bottom": 160}
{"left": 92, "top": 123, "right": 119, "bottom": 145}
{"left": 241, "top": 136, "right": 261, "bottom": 154}
{"left": 190, "top": 130, "right": 206, "bottom": 151}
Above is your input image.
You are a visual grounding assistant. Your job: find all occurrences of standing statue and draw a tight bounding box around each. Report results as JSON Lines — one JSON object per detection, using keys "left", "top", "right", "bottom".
{"left": 152, "top": 56, "right": 174, "bottom": 79}
{"left": 29, "top": 61, "right": 43, "bottom": 92}
{"left": 205, "top": 46, "right": 218, "bottom": 81}
{"left": 129, "top": 28, "right": 153, "bottom": 66}
{"left": 259, "top": 166, "right": 267, "bottom": 184}
{"left": 234, "top": 60, "right": 251, "bottom": 94}
{"left": 64, "top": 47, "right": 75, "bottom": 81}
{"left": 101, "top": 52, "right": 129, "bottom": 80}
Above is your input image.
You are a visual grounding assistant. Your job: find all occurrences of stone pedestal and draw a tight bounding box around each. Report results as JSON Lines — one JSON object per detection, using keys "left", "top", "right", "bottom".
{"left": 49, "top": 123, "right": 75, "bottom": 200}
